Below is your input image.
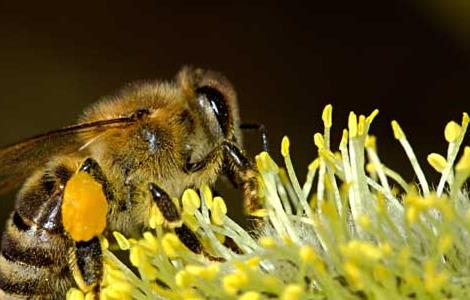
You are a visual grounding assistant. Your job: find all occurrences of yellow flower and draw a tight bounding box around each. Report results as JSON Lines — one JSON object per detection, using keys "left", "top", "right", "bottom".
{"left": 65, "top": 105, "right": 469, "bottom": 300}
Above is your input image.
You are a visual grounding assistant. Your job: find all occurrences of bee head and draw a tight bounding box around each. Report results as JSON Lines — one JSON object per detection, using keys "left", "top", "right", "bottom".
{"left": 80, "top": 67, "right": 242, "bottom": 177}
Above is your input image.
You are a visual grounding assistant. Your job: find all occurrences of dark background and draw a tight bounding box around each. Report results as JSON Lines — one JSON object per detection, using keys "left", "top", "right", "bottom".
{"left": 0, "top": 1, "right": 469, "bottom": 226}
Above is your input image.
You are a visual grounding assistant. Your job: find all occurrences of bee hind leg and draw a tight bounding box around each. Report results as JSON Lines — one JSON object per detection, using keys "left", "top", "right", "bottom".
{"left": 69, "top": 237, "right": 103, "bottom": 298}
{"left": 65, "top": 158, "right": 114, "bottom": 297}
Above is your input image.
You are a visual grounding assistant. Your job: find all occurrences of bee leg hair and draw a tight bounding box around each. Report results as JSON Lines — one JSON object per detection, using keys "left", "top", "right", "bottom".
{"left": 221, "top": 142, "right": 262, "bottom": 214}
{"left": 69, "top": 237, "right": 103, "bottom": 296}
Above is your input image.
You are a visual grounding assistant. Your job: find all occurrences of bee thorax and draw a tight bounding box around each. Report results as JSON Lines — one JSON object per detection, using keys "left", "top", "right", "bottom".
{"left": 140, "top": 128, "right": 160, "bottom": 155}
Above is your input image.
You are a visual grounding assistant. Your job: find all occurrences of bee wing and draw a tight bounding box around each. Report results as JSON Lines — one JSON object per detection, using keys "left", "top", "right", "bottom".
{"left": 0, "top": 117, "right": 135, "bottom": 194}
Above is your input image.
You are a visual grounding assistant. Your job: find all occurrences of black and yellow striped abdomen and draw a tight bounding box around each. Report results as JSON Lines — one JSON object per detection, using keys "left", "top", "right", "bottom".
{"left": 0, "top": 165, "right": 76, "bottom": 299}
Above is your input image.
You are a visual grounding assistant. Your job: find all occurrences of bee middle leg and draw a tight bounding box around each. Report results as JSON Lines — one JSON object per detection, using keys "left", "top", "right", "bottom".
{"left": 79, "top": 158, "right": 116, "bottom": 203}
{"left": 148, "top": 183, "right": 203, "bottom": 255}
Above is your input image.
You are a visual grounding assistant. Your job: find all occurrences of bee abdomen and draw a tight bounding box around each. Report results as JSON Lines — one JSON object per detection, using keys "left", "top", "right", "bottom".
{"left": 0, "top": 165, "right": 75, "bottom": 299}
{"left": 0, "top": 211, "right": 73, "bottom": 299}
{"left": 2, "top": 213, "right": 63, "bottom": 267}
{"left": 0, "top": 255, "right": 68, "bottom": 299}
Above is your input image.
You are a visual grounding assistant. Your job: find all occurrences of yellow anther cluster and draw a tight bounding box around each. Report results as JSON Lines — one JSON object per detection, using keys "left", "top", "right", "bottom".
{"left": 100, "top": 259, "right": 134, "bottom": 300}
{"left": 348, "top": 112, "right": 358, "bottom": 137}
{"left": 211, "top": 196, "right": 227, "bottom": 225}
{"left": 245, "top": 256, "right": 261, "bottom": 268}
{"left": 365, "top": 162, "right": 376, "bottom": 173}
{"left": 423, "top": 260, "right": 449, "bottom": 293}
{"left": 322, "top": 104, "right": 333, "bottom": 128}
{"left": 318, "top": 149, "right": 336, "bottom": 165}
{"left": 66, "top": 288, "right": 87, "bottom": 300}
{"left": 162, "top": 233, "right": 185, "bottom": 258}
{"left": 366, "top": 109, "right": 379, "bottom": 124}
{"left": 239, "top": 291, "right": 260, "bottom": 300}
{"left": 444, "top": 121, "right": 461, "bottom": 143}
{"left": 200, "top": 184, "right": 213, "bottom": 208}
{"left": 365, "top": 135, "right": 376, "bottom": 149}
{"left": 281, "top": 136, "right": 290, "bottom": 157}
{"left": 299, "top": 245, "right": 316, "bottom": 263}
{"left": 149, "top": 203, "right": 164, "bottom": 228}
{"left": 313, "top": 133, "right": 325, "bottom": 149}
{"left": 308, "top": 158, "right": 320, "bottom": 171}
{"left": 281, "top": 284, "right": 303, "bottom": 300}
{"left": 427, "top": 153, "right": 447, "bottom": 173}
{"left": 223, "top": 271, "right": 249, "bottom": 295}
{"left": 129, "top": 244, "right": 158, "bottom": 280}
{"left": 113, "top": 231, "right": 132, "bottom": 250}
{"left": 391, "top": 120, "right": 406, "bottom": 140}
{"left": 437, "top": 234, "right": 453, "bottom": 254}
{"left": 358, "top": 115, "right": 366, "bottom": 135}
{"left": 456, "top": 146, "right": 470, "bottom": 173}
{"left": 256, "top": 151, "right": 279, "bottom": 173}
{"left": 404, "top": 193, "right": 453, "bottom": 224}
{"left": 182, "top": 189, "right": 201, "bottom": 214}
{"left": 176, "top": 264, "right": 220, "bottom": 288}
{"left": 343, "top": 260, "right": 363, "bottom": 289}
{"left": 357, "top": 214, "right": 371, "bottom": 230}
{"left": 340, "top": 240, "right": 386, "bottom": 263}
{"left": 259, "top": 236, "right": 276, "bottom": 248}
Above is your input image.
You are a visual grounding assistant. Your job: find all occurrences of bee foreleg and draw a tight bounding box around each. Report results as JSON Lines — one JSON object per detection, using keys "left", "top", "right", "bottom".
{"left": 183, "top": 145, "right": 222, "bottom": 173}
{"left": 184, "top": 141, "right": 262, "bottom": 214}
{"left": 221, "top": 142, "right": 263, "bottom": 214}
{"left": 69, "top": 237, "right": 103, "bottom": 296}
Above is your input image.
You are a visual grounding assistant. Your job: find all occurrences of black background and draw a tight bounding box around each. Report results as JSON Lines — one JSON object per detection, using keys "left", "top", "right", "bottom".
{"left": 0, "top": 1, "right": 469, "bottom": 226}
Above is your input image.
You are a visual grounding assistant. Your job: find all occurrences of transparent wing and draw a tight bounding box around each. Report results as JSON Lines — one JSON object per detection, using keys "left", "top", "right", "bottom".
{"left": 0, "top": 117, "right": 135, "bottom": 194}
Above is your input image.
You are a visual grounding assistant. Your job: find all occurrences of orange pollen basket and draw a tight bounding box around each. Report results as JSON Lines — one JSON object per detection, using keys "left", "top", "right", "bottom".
{"left": 61, "top": 171, "right": 108, "bottom": 242}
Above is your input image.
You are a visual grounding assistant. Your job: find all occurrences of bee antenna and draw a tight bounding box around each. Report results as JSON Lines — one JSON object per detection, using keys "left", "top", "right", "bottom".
{"left": 240, "top": 123, "right": 269, "bottom": 152}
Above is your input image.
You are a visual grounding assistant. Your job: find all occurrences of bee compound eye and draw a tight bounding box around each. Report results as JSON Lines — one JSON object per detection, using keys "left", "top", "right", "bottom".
{"left": 196, "top": 86, "right": 229, "bottom": 135}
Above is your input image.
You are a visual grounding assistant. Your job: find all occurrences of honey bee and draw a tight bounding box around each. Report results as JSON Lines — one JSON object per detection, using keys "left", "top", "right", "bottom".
{"left": 0, "top": 67, "right": 265, "bottom": 299}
